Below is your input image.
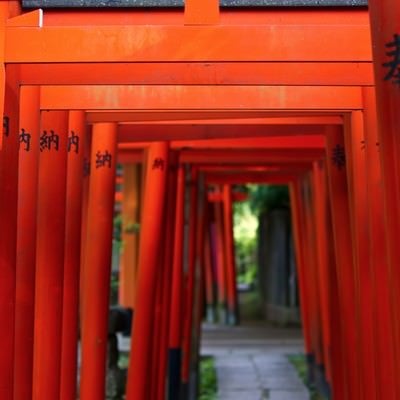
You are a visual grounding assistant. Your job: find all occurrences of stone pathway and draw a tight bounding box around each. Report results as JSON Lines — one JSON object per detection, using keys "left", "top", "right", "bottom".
{"left": 201, "top": 322, "right": 310, "bottom": 400}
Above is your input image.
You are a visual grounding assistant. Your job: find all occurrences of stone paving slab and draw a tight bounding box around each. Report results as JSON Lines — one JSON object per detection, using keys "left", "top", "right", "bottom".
{"left": 201, "top": 322, "right": 310, "bottom": 400}
{"left": 269, "top": 390, "right": 309, "bottom": 400}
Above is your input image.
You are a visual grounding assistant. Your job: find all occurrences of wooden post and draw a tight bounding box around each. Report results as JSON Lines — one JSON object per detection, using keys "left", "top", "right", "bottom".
{"left": 60, "top": 111, "right": 86, "bottom": 400}
{"left": 343, "top": 112, "right": 377, "bottom": 400}
{"left": 222, "top": 184, "right": 239, "bottom": 325}
{"left": 325, "top": 125, "right": 361, "bottom": 400}
{"left": 120, "top": 163, "right": 141, "bottom": 310}
{"left": 79, "top": 127, "right": 91, "bottom": 311}
{"left": 167, "top": 162, "right": 185, "bottom": 400}
{"left": 204, "top": 209, "right": 216, "bottom": 323}
{"left": 0, "top": 65, "right": 20, "bottom": 400}
{"left": 363, "top": 87, "right": 398, "bottom": 400}
{"left": 126, "top": 142, "right": 169, "bottom": 400}
{"left": 214, "top": 196, "right": 227, "bottom": 323}
{"left": 33, "top": 110, "right": 69, "bottom": 400}
{"left": 14, "top": 85, "right": 39, "bottom": 400}
{"left": 311, "top": 161, "right": 334, "bottom": 393}
{"left": 368, "top": 6, "right": 400, "bottom": 391}
{"left": 181, "top": 167, "right": 198, "bottom": 398}
{"left": 80, "top": 122, "right": 117, "bottom": 400}
{"left": 289, "top": 181, "right": 313, "bottom": 365}
{"left": 157, "top": 153, "right": 178, "bottom": 400}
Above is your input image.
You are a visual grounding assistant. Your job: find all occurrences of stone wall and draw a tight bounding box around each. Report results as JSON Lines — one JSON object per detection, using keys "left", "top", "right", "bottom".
{"left": 257, "top": 208, "right": 300, "bottom": 326}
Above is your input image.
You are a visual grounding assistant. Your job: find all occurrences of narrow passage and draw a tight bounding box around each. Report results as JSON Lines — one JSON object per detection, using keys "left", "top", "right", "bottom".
{"left": 201, "top": 322, "right": 309, "bottom": 400}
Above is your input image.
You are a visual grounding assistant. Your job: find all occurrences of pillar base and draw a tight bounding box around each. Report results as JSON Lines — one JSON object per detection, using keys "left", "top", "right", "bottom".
{"left": 315, "top": 364, "right": 331, "bottom": 399}
{"left": 206, "top": 305, "right": 216, "bottom": 323}
{"left": 226, "top": 309, "right": 238, "bottom": 326}
{"left": 167, "top": 348, "right": 182, "bottom": 400}
{"left": 306, "top": 353, "right": 316, "bottom": 387}
{"left": 218, "top": 304, "right": 227, "bottom": 325}
{"left": 180, "top": 381, "right": 189, "bottom": 400}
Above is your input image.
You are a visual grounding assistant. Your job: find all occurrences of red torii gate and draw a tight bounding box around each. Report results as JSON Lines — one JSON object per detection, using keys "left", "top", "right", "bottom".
{"left": 0, "top": 1, "right": 398, "bottom": 400}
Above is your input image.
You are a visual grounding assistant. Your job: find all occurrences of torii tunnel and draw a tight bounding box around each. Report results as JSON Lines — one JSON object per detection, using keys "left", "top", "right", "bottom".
{"left": 0, "top": 0, "right": 399, "bottom": 399}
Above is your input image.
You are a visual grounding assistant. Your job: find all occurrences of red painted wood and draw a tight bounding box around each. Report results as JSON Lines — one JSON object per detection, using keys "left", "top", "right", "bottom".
{"left": 169, "top": 164, "right": 186, "bottom": 350}
{"left": 289, "top": 182, "right": 312, "bottom": 357}
{"left": 311, "top": 162, "right": 332, "bottom": 381}
{"left": 325, "top": 125, "right": 360, "bottom": 400}
{"left": 80, "top": 123, "right": 117, "bottom": 400}
{"left": 363, "top": 87, "right": 398, "bottom": 400}
{"left": 222, "top": 184, "right": 239, "bottom": 325}
{"left": 156, "top": 154, "right": 178, "bottom": 400}
{"left": 181, "top": 168, "right": 198, "bottom": 388}
{"left": 0, "top": 67, "right": 19, "bottom": 400}
{"left": 60, "top": 111, "right": 86, "bottom": 400}
{"left": 14, "top": 86, "right": 39, "bottom": 400}
{"left": 33, "top": 110, "right": 69, "bottom": 400}
{"left": 214, "top": 197, "right": 227, "bottom": 321}
{"left": 126, "top": 142, "right": 169, "bottom": 400}
{"left": 368, "top": 2, "right": 400, "bottom": 392}
{"left": 344, "top": 112, "right": 377, "bottom": 400}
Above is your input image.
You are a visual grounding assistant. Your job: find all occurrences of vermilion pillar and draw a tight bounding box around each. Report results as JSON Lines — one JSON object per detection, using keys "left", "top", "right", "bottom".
{"left": 157, "top": 153, "right": 178, "bottom": 400}
{"left": 14, "top": 86, "right": 40, "bottom": 400}
{"left": 60, "top": 111, "right": 86, "bottom": 400}
{"left": 80, "top": 122, "right": 117, "bottom": 399}
{"left": 325, "top": 125, "right": 360, "bottom": 400}
{"left": 214, "top": 196, "right": 227, "bottom": 323}
{"left": 119, "top": 163, "right": 141, "bottom": 309}
{"left": 33, "top": 110, "right": 69, "bottom": 400}
{"left": 311, "top": 161, "right": 340, "bottom": 395}
{"left": 204, "top": 213, "right": 216, "bottom": 323}
{"left": 0, "top": 66, "right": 20, "bottom": 400}
{"left": 151, "top": 250, "right": 165, "bottom": 400}
{"left": 222, "top": 184, "right": 238, "bottom": 325}
{"left": 363, "top": 87, "right": 397, "bottom": 400}
{"left": 344, "top": 112, "right": 377, "bottom": 400}
{"left": 181, "top": 167, "right": 198, "bottom": 397}
{"left": 191, "top": 174, "right": 207, "bottom": 396}
{"left": 325, "top": 194, "right": 346, "bottom": 400}
{"left": 79, "top": 127, "right": 91, "bottom": 308}
{"left": 289, "top": 181, "right": 313, "bottom": 367}
{"left": 168, "top": 163, "right": 185, "bottom": 400}
{"left": 294, "top": 176, "right": 322, "bottom": 384}
{"left": 368, "top": 3, "right": 400, "bottom": 391}
{"left": 126, "top": 142, "right": 169, "bottom": 400}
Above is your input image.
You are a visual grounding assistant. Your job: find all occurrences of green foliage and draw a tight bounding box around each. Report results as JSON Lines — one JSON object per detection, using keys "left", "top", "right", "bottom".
{"left": 124, "top": 222, "right": 140, "bottom": 234}
{"left": 199, "top": 356, "right": 217, "bottom": 400}
{"left": 288, "top": 354, "right": 308, "bottom": 383}
{"left": 233, "top": 201, "right": 258, "bottom": 285}
{"left": 118, "top": 352, "right": 130, "bottom": 369}
{"left": 249, "top": 184, "right": 290, "bottom": 215}
{"left": 233, "top": 185, "right": 291, "bottom": 288}
{"left": 113, "top": 214, "right": 123, "bottom": 241}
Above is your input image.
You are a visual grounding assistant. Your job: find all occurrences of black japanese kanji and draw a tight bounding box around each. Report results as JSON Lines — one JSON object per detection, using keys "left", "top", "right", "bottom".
{"left": 68, "top": 130, "right": 80, "bottom": 153}
{"left": 383, "top": 33, "right": 400, "bottom": 86}
{"left": 83, "top": 157, "right": 91, "bottom": 176}
{"left": 3, "top": 116, "right": 9, "bottom": 137}
{"left": 332, "top": 144, "right": 346, "bottom": 170}
{"left": 40, "top": 130, "right": 59, "bottom": 152}
{"left": 19, "top": 128, "right": 31, "bottom": 152}
{"left": 96, "top": 150, "right": 112, "bottom": 169}
{"left": 152, "top": 157, "right": 165, "bottom": 170}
